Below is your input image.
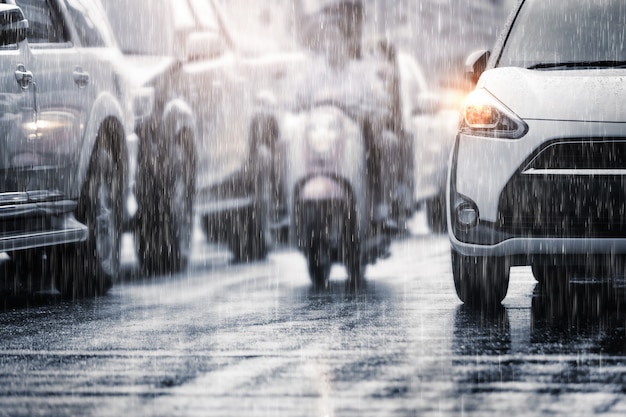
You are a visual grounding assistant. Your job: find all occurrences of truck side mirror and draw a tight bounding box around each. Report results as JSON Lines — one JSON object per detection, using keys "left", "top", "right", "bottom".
{"left": 0, "top": 4, "right": 28, "bottom": 47}
{"left": 465, "top": 50, "right": 491, "bottom": 86}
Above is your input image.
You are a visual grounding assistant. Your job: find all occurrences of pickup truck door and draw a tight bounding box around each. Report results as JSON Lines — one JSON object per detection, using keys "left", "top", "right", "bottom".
{"left": 0, "top": 4, "right": 36, "bottom": 195}
{"left": 15, "top": 0, "right": 87, "bottom": 200}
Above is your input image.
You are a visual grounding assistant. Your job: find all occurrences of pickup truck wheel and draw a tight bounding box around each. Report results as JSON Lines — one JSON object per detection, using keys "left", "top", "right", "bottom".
{"left": 451, "top": 249, "right": 510, "bottom": 310}
{"left": 136, "top": 134, "right": 195, "bottom": 275}
{"left": 54, "top": 134, "right": 123, "bottom": 298}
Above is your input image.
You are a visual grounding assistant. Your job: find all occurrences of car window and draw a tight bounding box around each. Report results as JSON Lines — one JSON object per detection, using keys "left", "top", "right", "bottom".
{"left": 498, "top": 0, "right": 626, "bottom": 68}
{"left": 14, "top": 0, "right": 66, "bottom": 43}
{"left": 63, "top": 0, "right": 114, "bottom": 47}
{"left": 0, "top": 3, "right": 25, "bottom": 48}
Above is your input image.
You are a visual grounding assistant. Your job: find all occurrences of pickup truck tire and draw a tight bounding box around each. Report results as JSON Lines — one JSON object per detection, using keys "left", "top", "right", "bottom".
{"left": 55, "top": 128, "right": 124, "bottom": 298}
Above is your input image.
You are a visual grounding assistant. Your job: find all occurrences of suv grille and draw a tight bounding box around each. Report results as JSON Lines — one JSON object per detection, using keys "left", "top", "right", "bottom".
{"left": 524, "top": 140, "right": 626, "bottom": 171}
{"left": 498, "top": 139, "right": 626, "bottom": 238}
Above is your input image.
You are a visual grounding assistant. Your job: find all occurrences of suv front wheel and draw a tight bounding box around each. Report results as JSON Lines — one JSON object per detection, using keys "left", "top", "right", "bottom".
{"left": 451, "top": 248, "right": 510, "bottom": 309}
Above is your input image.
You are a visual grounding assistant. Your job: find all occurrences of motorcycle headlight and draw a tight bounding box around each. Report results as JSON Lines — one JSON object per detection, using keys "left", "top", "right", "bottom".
{"left": 460, "top": 89, "right": 528, "bottom": 139}
{"left": 306, "top": 110, "right": 342, "bottom": 154}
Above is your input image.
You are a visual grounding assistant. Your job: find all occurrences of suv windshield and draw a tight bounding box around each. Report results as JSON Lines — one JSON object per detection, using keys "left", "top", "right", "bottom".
{"left": 498, "top": 0, "right": 626, "bottom": 69}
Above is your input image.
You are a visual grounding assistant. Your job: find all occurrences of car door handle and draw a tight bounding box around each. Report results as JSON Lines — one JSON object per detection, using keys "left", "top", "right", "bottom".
{"left": 15, "top": 64, "right": 33, "bottom": 90}
{"left": 73, "top": 66, "right": 90, "bottom": 88}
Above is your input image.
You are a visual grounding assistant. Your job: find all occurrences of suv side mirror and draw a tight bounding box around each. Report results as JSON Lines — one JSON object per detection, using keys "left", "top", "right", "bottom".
{"left": 185, "top": 32, "right": 227, "bottom": 61}
{"left": 0, "top": 4, "right": 28, "bottom": 47}
{"left": 465, "top": 50, "right": 491, "bottom": 86}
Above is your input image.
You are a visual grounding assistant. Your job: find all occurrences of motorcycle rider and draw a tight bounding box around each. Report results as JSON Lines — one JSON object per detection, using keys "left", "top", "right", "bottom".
{"left": 294, "top": 0, "right": 401, "bottom": 233}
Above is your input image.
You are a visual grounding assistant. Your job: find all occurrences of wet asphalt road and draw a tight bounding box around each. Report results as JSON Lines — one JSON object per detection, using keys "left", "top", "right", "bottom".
{"left": 0, "top": 211, "right": 625, "bottom": 417}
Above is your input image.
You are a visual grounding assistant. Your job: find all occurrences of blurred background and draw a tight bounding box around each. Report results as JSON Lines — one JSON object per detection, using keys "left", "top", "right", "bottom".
{"left": 217, "top": 0, "right": 518, "bottom": 90}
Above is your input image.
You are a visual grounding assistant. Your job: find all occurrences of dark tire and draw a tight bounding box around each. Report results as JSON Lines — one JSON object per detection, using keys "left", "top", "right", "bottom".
{"left": 227, "top": 159, "right": 270, "bottom": 263}
{"left": 307, "top": 237, "right": 332, "bottom": 290}
{"left": 54, "top": 130, "right": 124, "bottom": 298}
{"left": 9, "top": 250, "right": 47, "bottom": 294}
{"left": 345, "top": 253, "right": 364, "bottom": 292}
{"left": 451, "top": 248, "right": 510, "bottom": 310}
{"left": 531, "top": 264, "right": 567, "bottom": 287}
{"left": 343, "top": 206, "right": 364, "bottom": 292}
{"left": 136, "top": 132, "right": 195, "bottom": 275}
{"left": 228, "top": 206, "right": 269, "bottom": 263}
{"left": 426, "top": 193, "right": 447, "bottom": 233}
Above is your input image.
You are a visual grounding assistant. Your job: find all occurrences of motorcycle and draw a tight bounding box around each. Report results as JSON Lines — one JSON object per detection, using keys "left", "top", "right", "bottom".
{"left": 274, "top": 96, "right": 406, "bottom": 289}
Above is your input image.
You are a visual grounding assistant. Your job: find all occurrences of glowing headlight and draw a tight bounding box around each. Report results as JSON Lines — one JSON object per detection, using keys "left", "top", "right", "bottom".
{"left": 461, "top": 89, "right": 528, "bottom": 139}
{"left": 306, "top": 110, "right": 341, "bottom": 154}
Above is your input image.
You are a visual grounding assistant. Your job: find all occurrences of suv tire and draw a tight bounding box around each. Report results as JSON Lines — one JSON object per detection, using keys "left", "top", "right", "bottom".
{"left": 451, "top": 248, "right": 510, "bottom": 309}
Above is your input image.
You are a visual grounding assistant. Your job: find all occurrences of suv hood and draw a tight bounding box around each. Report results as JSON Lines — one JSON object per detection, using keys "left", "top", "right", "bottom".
{"left": 481, "top": 67, "right": 626, "bottom": 122}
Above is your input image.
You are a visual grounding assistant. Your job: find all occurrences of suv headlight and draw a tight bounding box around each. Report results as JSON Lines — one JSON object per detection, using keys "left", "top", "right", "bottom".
{"left": 460, "top": 89, "right": 528, "bottom": 139}
{"left": 306, "top": 110, "right": 342, "bottom": 154}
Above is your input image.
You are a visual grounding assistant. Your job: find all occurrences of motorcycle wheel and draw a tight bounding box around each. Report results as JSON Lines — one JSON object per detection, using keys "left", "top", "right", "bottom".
{"left": 343, "top": 210, "right": 364, "bottom": 291}
{"left": 345, "top": 252, "right": 364, "bottom": 292}
{"left": 306, "top": 235, "right": 332, "bottom": 289}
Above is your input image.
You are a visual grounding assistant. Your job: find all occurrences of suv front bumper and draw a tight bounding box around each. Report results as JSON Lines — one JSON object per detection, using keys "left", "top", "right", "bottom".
{"left": 448, "top": 119, "right": 626, "bottom": 263}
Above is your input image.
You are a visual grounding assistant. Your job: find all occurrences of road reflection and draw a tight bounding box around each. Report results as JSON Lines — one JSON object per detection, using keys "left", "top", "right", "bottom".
{"left": 451, "top": 276, "right": 626, "bottom": 408}
{"left": 530, "top": 279, "right": 626, "bottom": 355}
{"left": 452, "top": 305, "right": 514, "bottom": 395}
{"left": 453, "top": 304, "right": 511, "bottom": 357}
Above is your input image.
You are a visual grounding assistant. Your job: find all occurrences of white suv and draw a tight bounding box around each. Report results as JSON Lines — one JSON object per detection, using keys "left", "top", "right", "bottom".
{"left": 448, "top": 0, "right": 626, "bottom": 308}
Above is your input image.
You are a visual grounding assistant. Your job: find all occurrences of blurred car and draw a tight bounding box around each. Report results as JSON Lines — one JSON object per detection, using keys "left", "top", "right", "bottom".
{"left": 395, "top": 51, "right": 459, "bottom": 232}
{"left": 0, "top": 0, "right": 133, "bottom": 297}
{"left": 101, "top": 0, "right": 305, "bottom": 273}
{"left": 448, "top": 0, "right": 626, "bottom": 307}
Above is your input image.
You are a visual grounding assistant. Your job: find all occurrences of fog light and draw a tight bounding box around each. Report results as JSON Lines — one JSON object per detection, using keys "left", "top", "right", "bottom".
{"left": 456, "top": 204, "right": 478, "bottom": 229}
